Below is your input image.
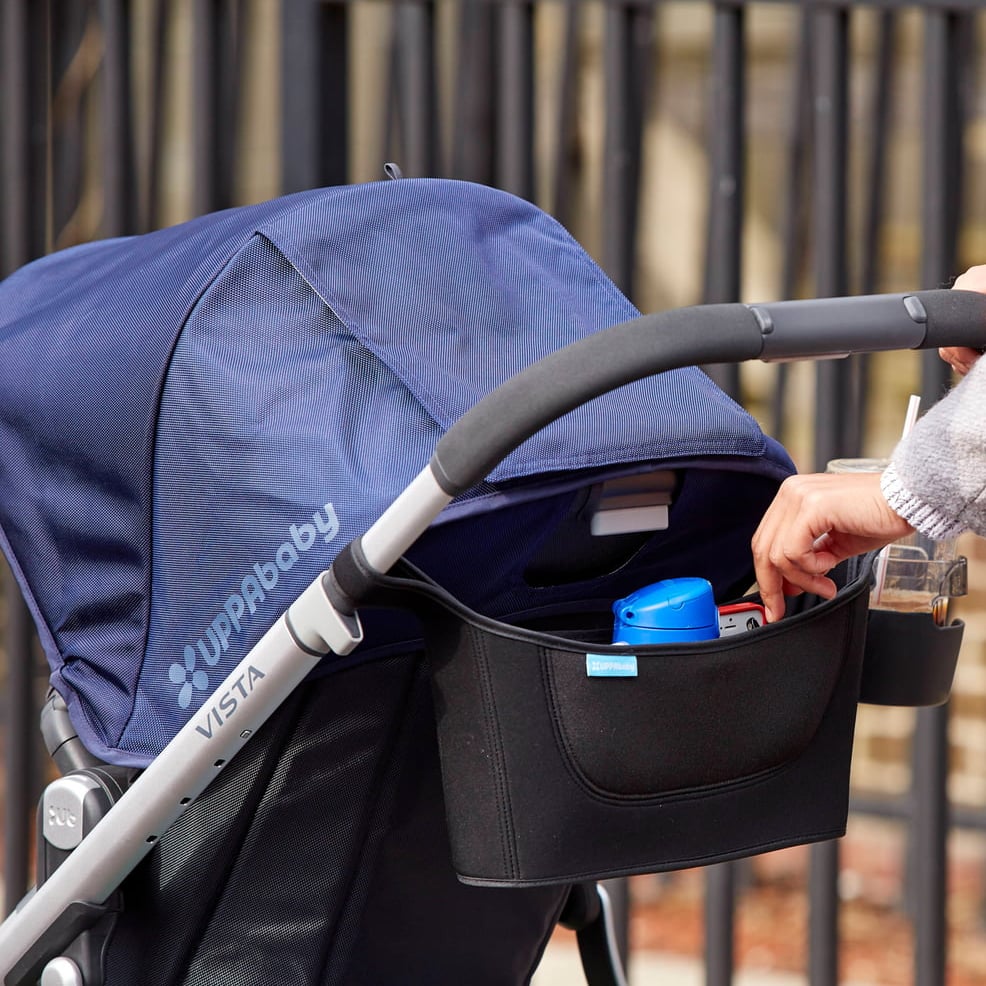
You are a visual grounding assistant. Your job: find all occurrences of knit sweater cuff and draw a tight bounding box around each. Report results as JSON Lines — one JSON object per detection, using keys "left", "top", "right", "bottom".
{"left": 881, "top": 462, "right": 967, "bottom": 540}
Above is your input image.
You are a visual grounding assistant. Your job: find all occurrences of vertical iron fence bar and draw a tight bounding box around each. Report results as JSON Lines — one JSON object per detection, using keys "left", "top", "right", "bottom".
{"left": 850, "top": 9, "right": 896, "bottom": 462}
{"left": 281, "top": 0, "right": 324, "bottom": 193}
{"left": 319, "top": 1, "right": 349, "bottom": 187}
{"left": 602, "top": 1, "right": 652, "bottom": 298}
{"left": 316, "top": 3, "right": 349, "bottom": 185}
{"left": 0, "top": 0, "right": 43, "bottom": 915}
{"left": 383, "top": 16, "right": 399, "bottom": 175}
{"left": 393, "top": 1, "right": 437, "bottom": 178}
{"left": 51, "top": 3, "right": 92, "bottom": 249}
{"left": 0, "top": 4, "right": 47, "bottom": 906}
{"left": 2, "top": 0, "right": 48, "bottom": 919}
{"left": 141, "top": 0, "right": 168, "bottom": 231}
{"left": 702, "top": 7, "right": 746, "bottom": 977}
{"left": 191, "top": 0, "right": 220, "bottom": 215}
{"left": 598, "top": 2, "right": 654, "bottom": 965}
{"left": 809, "top": 840, "right": 841, "bottom": 986}
{"left": 281, "top": 0, "right": 347, "bottom": 192}
{"left": 808, "top": 11, "right": 850, "bottom": 985}
{"left": 705, "top": 862, "right": 736, "bottom": 986}
{"left": 920, "top": 8, "right": 964, "bottom": 397}
{"left": 809, "top": 4, "right": 852, "bottom": 472}
{"left": 859, "top": 10, "right": 895, "bottom": 297}
{"left": 193, "top": 0, "right": 247, "bottom": 210}
{"left": 912, "top": 707, "right": 949, "bottom": 986}
{"left": 911, "top": 13, "right": 967, "bottom": 986}
{"left": 451, "top": 1, "right": 495, "bottom": 185}
{"left": 550, "top": 2, "right": 581, "bottom": 227}
{"left": 702, "top": 1, "right": 745, "bottom": 399}
{"left": 496, "top": 0, "right": 534, "bottom": 200}
{"left": 771, "top": 9, "right": 813, "bottom": 445}
{"left": 602, "top": 2, "right": 631, "bottom": 293}
{"left": 2, "top": 565, "right": 37, "bottom": 918}
{"left": 99, "top": 0, "right": 135, "bottom": 237}
{"left": 1, "top": 0, "right": 32, "bottom": 274}
{"left": 215, "top": 0, "right": 248, "bottom": 210}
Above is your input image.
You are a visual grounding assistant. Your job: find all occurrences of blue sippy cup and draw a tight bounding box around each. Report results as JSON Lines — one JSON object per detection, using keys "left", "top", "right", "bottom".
{"left": 612, "top": 577, "right": 720, "bottom": 645}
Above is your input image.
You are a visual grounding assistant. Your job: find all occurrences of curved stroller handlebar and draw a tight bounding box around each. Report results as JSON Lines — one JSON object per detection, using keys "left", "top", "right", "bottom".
{"left": 337, "top": 289, "right": 986, "bottom": 605}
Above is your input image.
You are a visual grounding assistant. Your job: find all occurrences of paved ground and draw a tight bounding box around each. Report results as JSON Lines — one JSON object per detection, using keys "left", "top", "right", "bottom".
{"left": 530, "top": 814, "right": 986, "bottom": 986}
{"left": 532, "top": 942, "right": 812, "bottom": 986}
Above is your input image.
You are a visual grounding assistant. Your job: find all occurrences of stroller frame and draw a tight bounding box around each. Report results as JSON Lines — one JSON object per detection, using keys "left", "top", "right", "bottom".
{"left": 3, "top": 288, "right": 986, "bottom": 985}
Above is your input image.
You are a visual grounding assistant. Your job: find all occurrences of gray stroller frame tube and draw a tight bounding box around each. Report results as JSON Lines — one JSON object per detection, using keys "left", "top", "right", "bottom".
{"left": 0, "top": 609, "right": 363, "bottom": 984}
{"left": 360, "top": 466, "right": 454, "bottom": 575}
{"left": 2, "top": 288, "right": 985, "bottom": 983}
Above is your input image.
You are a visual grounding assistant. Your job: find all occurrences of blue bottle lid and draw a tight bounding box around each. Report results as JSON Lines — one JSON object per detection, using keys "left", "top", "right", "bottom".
{"left": 613, "top": 577, "right": 718, "bottom": 632}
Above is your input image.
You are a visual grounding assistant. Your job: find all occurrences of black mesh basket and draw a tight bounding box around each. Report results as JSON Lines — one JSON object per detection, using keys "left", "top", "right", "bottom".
{"left": 371, "top": 559, "right": 878, "bottom": 888}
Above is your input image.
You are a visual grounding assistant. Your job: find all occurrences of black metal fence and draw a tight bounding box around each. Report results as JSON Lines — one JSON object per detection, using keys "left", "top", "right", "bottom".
{"left": 2, "top": 2, "right": 985, "bottom": 984}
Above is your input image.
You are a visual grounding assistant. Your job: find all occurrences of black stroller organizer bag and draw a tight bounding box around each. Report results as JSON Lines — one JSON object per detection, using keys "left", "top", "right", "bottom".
{"left": 373, "top": 559, "right": 876, "bottom": 888}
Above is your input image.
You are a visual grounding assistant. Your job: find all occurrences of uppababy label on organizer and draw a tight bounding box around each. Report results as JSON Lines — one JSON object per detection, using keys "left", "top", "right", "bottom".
{"left": 586, "top": 653, "right": 638, "bottom": 678}
{"left": 169, "top": 503, "right": 340, "bottom": 710}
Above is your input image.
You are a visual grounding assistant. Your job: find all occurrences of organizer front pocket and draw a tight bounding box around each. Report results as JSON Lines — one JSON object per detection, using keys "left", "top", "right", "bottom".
{"left": 542, "top": 607, "right": 851, "bottom": 798}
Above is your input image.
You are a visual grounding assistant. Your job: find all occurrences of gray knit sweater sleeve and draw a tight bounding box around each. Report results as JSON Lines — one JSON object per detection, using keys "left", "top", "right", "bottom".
{"left": 881, "top": 357, "right": 986, "bottom": 539}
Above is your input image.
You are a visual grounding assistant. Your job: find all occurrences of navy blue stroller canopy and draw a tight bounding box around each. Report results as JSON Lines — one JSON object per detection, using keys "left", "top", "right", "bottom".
{"left": 0, "top": 177, "right": 793, "bottom": 767}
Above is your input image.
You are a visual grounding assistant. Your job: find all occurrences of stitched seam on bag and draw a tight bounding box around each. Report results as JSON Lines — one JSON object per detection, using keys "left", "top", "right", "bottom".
{"left": 472, "top": 624, "right": 520, "bottom": 880}
{"left": 538, "top": 579, "right": 866, "bottom": 805}
{"left": 489, "top": 827, "right": 849, "bottom": 886}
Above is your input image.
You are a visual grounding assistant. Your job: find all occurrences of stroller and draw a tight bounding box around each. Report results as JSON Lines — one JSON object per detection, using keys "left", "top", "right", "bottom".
{"left": 0, "top": 177, "right": 981, "bottom": 986}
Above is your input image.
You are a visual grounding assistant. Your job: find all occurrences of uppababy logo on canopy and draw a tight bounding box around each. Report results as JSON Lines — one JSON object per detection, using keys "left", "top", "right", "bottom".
{"left": 169, "top": 503, "right": 340, "bottom": 709}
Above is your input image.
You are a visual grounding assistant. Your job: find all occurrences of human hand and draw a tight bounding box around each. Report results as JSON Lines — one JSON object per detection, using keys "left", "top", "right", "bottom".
{"left": 942, "top": 266, "right": 986, "bottom": 376}
{"left": 751, "top": 472, "right": 914, "bottom": 623}
{"left": 939, "top": 346, "right": 982, "bottom": 377}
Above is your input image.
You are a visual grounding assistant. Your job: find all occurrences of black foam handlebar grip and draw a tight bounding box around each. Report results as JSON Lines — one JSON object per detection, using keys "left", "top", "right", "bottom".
{"left": 913, "top": 288, "right": 986, "bottom": 351}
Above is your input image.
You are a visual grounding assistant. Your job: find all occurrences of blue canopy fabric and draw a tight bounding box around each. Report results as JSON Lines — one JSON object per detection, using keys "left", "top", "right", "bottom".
{"left": 0, "top": 178, "right": 794, "bottom": 766}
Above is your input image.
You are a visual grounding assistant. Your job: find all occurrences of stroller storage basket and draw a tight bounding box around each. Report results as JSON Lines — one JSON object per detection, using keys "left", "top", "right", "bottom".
{"left": 373, "top": 561, "right": 872, "bottom": 888}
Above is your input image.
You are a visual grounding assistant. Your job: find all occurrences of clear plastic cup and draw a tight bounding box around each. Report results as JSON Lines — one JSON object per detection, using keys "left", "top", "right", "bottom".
{"left": 824, "top": 458, "right": 963, "bottom": 622}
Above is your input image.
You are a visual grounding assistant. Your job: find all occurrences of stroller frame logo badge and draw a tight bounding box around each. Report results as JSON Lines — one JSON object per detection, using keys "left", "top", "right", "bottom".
{"left": 170, "top": 502, "right": 340, "bottom": 709}
{"left": 194, "top": 665, "right": 267, "bottom": 740}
